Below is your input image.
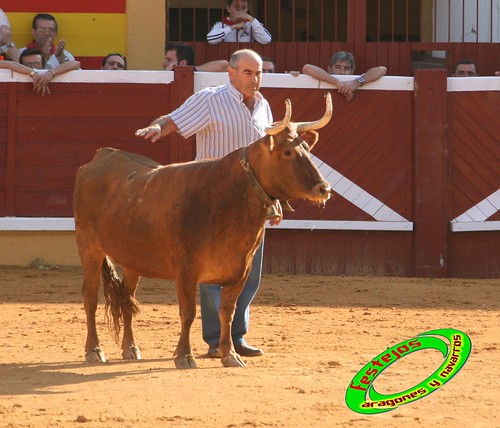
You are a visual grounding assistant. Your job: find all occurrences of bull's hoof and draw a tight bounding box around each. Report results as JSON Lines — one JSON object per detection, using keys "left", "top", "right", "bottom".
{"left": 221, "top": 354, "right": 246, "bottom": 368}
{"left": 86, "top": 347, "right": 107, "bottom": 363}
{"left": 175, "top": 354, "right": 197, "bottom": 369}
{"left": 122, "top": 345, "right": 142, "bottom": 360}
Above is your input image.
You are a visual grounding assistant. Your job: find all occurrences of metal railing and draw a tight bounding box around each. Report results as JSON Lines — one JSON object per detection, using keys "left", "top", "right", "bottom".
{"left": 167, "top": 0, "right": 498, "bottom": 43}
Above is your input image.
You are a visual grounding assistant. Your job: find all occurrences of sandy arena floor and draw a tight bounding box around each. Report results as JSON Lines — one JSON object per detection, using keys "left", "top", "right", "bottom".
{"left": 0, "top": 266, "right": 498, "bottom": 427}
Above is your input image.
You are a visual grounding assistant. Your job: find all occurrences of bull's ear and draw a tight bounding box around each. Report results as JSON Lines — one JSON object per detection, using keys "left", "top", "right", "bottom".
{"left": 299, "top": 131, "right": 319, "bottom": 150}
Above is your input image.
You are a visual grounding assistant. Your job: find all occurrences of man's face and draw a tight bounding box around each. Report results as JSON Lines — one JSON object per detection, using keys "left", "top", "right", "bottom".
{"left": 32, "top": 18, "right": 57, "bottom": 46}
{"left": 102, "top": 55, "right": 126, "bottom": 70}
{"left": 262, "top": 60, "right": 275, "bottom": 73}
{"left": 453, "top": 64, "right": 477, "bottom": 77}
{"left": 21, "top": 54, "right": 43, "bottom": 69}
{"left": 162, "top": 50, "right": 179, "bottom": 70}
{"left": 227, "top": 0, "right": 249, "bottom": 22}
{"left": 228, "top": 53, "right": 262, "bottom": 101}
{"left": 327, "top": 60, "right": 353, "bottom": 75}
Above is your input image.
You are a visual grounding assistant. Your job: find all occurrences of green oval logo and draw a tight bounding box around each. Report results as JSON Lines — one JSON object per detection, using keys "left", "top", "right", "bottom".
{"left": 345, "top": 328, "right": 472, "bottom": 414}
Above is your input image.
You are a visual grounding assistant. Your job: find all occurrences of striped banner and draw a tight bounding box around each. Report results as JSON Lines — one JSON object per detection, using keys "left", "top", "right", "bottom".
{"left": 2, "top": 0, "right": 126, "bottom": 69}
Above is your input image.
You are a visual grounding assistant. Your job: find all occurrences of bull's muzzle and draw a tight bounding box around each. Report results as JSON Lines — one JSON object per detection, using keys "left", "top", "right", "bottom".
{"left": 313, "top": 182, "right": 332, "bottom": 206}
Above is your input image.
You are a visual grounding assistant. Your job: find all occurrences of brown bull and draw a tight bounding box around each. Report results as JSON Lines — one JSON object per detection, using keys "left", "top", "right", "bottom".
{"left": 73, "top": 93, "right": 333, "bottom": 369}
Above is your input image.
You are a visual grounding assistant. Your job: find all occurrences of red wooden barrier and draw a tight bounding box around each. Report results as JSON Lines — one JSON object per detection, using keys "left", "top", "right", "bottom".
{"left": 0, "top": 70, "right": 498, "bottom": 278}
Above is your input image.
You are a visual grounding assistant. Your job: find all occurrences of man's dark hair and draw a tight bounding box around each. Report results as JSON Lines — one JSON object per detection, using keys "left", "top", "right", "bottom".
{"left": 102, "top": 52, "right": 127, "bottom": 69}
{"left": 165, "top": 42, "right": 195, "bottom": 66}
{"left": 329, "top": 51, "right": 355, "bottom": 72}
{"left": 32, "top": 13, "right": 58, "bottom": 31}
{"left": 19, "top": 48, "right": 46, "bottom": 68}
{"left": 227, "top": 0, "right": 251, "bottom": 6}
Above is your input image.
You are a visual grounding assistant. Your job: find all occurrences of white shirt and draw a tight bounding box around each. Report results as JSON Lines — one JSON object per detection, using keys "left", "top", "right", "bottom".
{"left": 169, "top": 83, "right": 273, "bottom": 160}
{"left": 207, "top": 19, "right": 272, "bottom": 45}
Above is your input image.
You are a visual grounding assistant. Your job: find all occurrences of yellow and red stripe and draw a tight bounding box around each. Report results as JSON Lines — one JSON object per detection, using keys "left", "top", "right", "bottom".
{"left": 2, "top": 0, "right": 126, "bottom": 69}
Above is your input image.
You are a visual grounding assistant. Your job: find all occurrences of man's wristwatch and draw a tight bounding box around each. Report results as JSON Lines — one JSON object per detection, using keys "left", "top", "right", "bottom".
{"left": 356, "top": 74, "right": 366, "bottom": 86}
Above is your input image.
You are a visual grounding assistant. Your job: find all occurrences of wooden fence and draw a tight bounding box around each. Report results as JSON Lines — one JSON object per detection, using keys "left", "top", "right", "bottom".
{"left": 0, "top": 68, "right": 498, "bottom": 278}
{"left": 191, "top": 41, "right": 500, "bottom": 77}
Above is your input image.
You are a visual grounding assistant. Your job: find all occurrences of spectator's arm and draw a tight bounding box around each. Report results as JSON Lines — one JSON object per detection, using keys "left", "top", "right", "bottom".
{"left": 207, "top": 22, "right": 231, "bottom": 45}
{"left": 249, "top": 19, "right": 272, "bottom": 45}
{"left": 363, "top": 66, "right": 387, "bottom": 84}
{"left": 301, "top": 64, "right": 343, "bottom": 87}
{"left": 52, "top": 59, "right": 81, "bottom": 74}
{"left": 196, "top": 60, "right": 228, "bottom": 72}
{"left": 338, "top": 66, "right": 388, "bottom": 101}
{"left": 0, "top": 26, "right": 20, "bottom": 62}
{"left": 0, "top": 59, "right": 32, "bottom": 75}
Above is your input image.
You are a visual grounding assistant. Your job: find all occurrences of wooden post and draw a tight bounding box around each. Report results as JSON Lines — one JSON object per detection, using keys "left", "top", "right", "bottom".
{"left": 348, "top": 0, "right": 367, "bottom": 47}
{"left": 413, "top": 69, "right": 449, "bottom": 277}
{"left": 170, "top": 66, "right": 196, "bottom": 163}
{"left": 5, "top": 82, "right": 17, "bottom": 215}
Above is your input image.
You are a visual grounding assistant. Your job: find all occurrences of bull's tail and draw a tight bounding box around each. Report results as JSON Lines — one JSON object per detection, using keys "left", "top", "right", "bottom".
{"left": 102, "top": 256, "right": 140, "bottom": 343}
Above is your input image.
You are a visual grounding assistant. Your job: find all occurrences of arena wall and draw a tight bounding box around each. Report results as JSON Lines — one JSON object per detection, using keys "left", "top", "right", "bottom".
{"left": 0, "top": 69, "right": 498, "bottom": 277}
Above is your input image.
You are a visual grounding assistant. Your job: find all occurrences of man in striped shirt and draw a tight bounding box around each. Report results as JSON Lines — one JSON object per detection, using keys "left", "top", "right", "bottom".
{"left": 135, "top": 49, "right": 273, "bottom": 358}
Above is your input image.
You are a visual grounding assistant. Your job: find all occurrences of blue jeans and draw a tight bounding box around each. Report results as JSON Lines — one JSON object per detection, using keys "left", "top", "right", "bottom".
{"left": 199, "top": 241, "right": 264, "bottom": 347}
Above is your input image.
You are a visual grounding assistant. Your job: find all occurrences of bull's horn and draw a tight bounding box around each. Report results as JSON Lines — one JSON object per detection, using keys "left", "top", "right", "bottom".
{"left": 265, "top": 99, "right": 292, "bottom": 136}
{"left": 296, "top": 93, "right": 333, "bottom": 132}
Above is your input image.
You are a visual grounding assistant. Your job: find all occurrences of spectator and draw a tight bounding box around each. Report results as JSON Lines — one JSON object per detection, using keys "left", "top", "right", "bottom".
{"left": 298, "top": 51, "right": 387, "bottom": 101}
{"left": 452, "top": 59, "right": 478, "bottom": 77}
{"left": 0, "top": 8, "right": 8, "bottom": 27}
{"left": 1, "top": 48, "right": 80, "bottom": 95}
{"left": 0, "top": 9, "right": 19, "bottom": 61}
{"left": 136, "top": 49, "right": 276, "bottom": 360}
{"left": 162, "top": 42, "right": 228, "bottom": 72}
{"left": 207, "top": 0, "right": 271, "bottom": 45}
{"left": 102, "top": 52, "right": 127, "bottom": 70}
{"left": 261, "top": 56, "right": 276, "bottom": 73}
{"left": 19, "top": 13, "right": 75, "bottom": 70}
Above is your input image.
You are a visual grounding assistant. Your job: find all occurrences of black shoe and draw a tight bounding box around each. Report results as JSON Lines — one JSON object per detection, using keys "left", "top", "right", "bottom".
{"left": 234, "top": 343, "right": 264, "bottom": 357}
{"left": 207, "top": 344, "right": 220, "bottom": 358}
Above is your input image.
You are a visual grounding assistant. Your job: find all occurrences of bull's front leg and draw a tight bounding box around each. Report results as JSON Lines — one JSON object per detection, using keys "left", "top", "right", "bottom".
{"left": 174, "top": 277, "right": 197, "bottom": 369}
{"left": 219, "top": 282, "right": 246, "bottom": 367}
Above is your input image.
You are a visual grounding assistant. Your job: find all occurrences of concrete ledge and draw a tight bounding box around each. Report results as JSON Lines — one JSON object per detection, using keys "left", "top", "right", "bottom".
{"left": 0, "top": 231, "right": 79, "bottom": 267}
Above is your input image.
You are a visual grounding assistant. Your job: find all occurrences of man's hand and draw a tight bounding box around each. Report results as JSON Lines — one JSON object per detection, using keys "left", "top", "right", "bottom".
{"left": 236, "top": 12, "right": 254, "bottom": 22}
{"left": 31, "top": 70, "right": 53, "bottom": 96}
{"left": 267, "top": 201, "right": 283, "bottom": 226}
{"left": 164, "top": 61, "right": 178, "bottom": 71}
{"left": 0, "top": 25, "right": 13, "bottom": 46}
{"left": 231, "top": 21, "right": 247, "bottom": 31}
{"left": 135, "top": 124, "right": 162, "bottom": 143}
{"left": 337, "top": 80, "right": 360, "bottom": 101}
{"left": 55, "top": 39, "right": 65, "bottom": 57}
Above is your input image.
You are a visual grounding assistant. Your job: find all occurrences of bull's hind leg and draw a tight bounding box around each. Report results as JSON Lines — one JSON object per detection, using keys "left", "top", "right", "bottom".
{"left": 173, "top": 275, "right": 198, "bottom": 369}
{"left": 120, "top": 269, "right": 142, "bottom": 360}
{"left": 81, "top": 252, "right": 107, "bottom": 363}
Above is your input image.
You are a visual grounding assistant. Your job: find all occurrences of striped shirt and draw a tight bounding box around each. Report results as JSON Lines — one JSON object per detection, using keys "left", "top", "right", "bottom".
{"left": 168, "top": 83, "right": 273, "bottom": 160}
